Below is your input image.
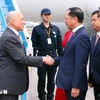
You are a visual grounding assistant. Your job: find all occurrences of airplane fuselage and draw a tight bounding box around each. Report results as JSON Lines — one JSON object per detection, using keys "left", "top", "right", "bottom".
{"left": 16, "top": 0, "right": 100, "bottom": 36}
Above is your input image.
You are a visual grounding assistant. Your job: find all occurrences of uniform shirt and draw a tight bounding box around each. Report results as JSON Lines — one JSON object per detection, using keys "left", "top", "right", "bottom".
{"left": 31, "top": 22, "right": 63, "bottom": 56}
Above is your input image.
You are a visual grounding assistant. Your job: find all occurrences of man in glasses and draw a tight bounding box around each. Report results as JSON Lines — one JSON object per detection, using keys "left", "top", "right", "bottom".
{"left": 54, "top": 7, "right": 90, "bottom": 100}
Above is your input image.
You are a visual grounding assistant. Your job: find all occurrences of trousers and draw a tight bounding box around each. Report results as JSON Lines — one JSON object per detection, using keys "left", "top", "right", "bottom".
{"left": 37, "top": 64, "right": 57, "bottom": 100}
{"left": 94, "top": 83, "right": 100, "bottom": 100}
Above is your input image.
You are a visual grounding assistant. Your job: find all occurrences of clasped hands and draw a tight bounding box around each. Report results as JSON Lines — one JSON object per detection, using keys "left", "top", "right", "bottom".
{"left": 43, "top": 55, "right": 54, "bottom": 66}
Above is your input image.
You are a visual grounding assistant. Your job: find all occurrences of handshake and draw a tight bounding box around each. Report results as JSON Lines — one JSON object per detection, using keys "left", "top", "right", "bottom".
{"left": 43, "top": 55, "right": 54, "bottom": 66}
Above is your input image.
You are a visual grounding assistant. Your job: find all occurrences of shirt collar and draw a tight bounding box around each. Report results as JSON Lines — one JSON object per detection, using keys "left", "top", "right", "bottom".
{"left": 72, "top": 24, "right": 83, "bottom": 33}
{"left": 8, "top": 27, "right": 19, "bottom": 36}
{"left": 41, "top": 22, "right": 52, "bottom": 28}
{"left": 97, "top": 32, "right": 100, "bottom": 37}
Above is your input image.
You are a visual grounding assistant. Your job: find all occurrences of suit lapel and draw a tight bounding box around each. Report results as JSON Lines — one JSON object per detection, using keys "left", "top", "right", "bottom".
{"left": 91, "top": 35, "right": 96, "bottom": 55}
{"left": 62, "top": 27, "right": 86, "bottom": 56}
{"left": 91, "top": 34, "right": 100, "bottom": 56}
{"left": 67, "top": 33, "right": 76, "bottom": 46}
{"left": 94, "top": 37, "right": 100, "bottom": 55}
{"left": 62, "top": 29, "right": 79, "bottom": 55}
{"left": 7, "top": 28, "right": 25, "bottom": 52}
{"left": 95, "top": 37, "right": 100, "bottom": 47}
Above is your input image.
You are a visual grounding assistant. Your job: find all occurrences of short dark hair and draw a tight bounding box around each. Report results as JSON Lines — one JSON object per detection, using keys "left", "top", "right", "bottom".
{"left": 92, "top": 10, "right": 99, "bottom": 18}
{"left": 68, "top": 7, "right": 84, "bottom": 23}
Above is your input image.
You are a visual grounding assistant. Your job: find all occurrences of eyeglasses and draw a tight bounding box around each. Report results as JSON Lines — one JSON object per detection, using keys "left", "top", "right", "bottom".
{"left": 64, "top": 16, "right": 74, "bottom": 20}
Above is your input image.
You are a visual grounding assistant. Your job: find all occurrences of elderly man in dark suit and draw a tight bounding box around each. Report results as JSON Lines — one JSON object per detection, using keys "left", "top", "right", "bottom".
{"left": 0, "top": 11, "right": 53, "bottom": 100}
{"left": 54, "top": 7, "right": 90, "bottom": 100}
{"left": 88, "top": 10, "right": 100, "bottom": 100}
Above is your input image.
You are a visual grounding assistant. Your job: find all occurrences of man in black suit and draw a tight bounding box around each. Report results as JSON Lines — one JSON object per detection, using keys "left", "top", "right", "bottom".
{"left": 0, "top": 11, "right": 54, "bottom": 100}
{"left": 88, "top": 10, "right": 100, "bottom": 100}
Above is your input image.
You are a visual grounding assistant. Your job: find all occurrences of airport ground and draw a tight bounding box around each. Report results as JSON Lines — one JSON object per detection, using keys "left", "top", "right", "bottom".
{"left": 24, "top": 66, "right": 95, "bottom": 100}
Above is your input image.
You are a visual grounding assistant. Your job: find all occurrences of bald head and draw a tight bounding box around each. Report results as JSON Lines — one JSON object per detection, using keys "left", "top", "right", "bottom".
{"left": 6, "top": 11, "right": 25, "bottom": 31}
{"left": 6, "top": 11, "right": 21, "bottom": 24}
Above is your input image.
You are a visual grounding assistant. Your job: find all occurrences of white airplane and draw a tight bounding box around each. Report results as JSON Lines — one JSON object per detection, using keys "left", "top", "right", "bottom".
{"left": 16, "top": 0, "right": 100, "bottom": 37}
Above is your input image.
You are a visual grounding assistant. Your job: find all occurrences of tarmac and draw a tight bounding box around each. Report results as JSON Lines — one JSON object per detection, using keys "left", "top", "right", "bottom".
{"left": 23, "top": 66, "right": 95, "bottom": 100}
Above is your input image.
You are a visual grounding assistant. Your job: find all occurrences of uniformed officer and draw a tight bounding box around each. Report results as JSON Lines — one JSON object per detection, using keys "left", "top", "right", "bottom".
{"left": 31, "top": 8, "right": 63, "bottom": 100}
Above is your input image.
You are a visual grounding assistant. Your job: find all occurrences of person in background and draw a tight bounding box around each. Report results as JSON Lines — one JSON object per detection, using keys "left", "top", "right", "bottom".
{"left": 88, "top": 10, "right": 100, "bottom": 100}
{"left": 54, "top": 7, "right": 90, "bottom": 100}
{"left": 0, "top": 11, "right": 53, "bottom": 100}
{"left": 31, "top": 8, "right": 63, "bottom": 100}
{"left": 62, "top": 30, "right": 72, "bottom": 48}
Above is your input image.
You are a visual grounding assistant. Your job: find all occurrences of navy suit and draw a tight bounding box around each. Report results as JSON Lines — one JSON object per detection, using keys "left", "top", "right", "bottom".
{"left": 89, "top": 34, "right": 100, "bottom": 100}
{"left": 55, "top": 27, "right": 90, "bottom": 100}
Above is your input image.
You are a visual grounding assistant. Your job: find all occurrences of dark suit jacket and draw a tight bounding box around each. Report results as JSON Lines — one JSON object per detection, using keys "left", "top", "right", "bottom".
{"left": 54, "top": 27, "right": 90, "bottom": 90}
{"left": 0, "top": 28, "right": 43, "bottom": 95}
{"left": 89, "top": 34, "right": 100, "bottom": 84}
